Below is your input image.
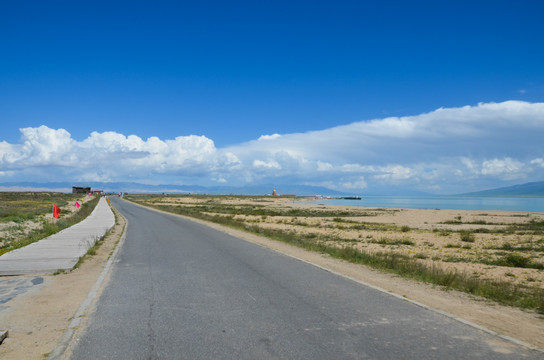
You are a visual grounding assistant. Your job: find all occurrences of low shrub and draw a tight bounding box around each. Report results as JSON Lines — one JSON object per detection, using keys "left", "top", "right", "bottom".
{"left": 459, "top": 230, "right": 475, "bottom": 242}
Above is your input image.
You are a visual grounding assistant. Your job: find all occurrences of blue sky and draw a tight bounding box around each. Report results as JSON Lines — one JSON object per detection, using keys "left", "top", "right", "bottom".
{"left": 1, "top": 1, "right": 543, "bottom": 194}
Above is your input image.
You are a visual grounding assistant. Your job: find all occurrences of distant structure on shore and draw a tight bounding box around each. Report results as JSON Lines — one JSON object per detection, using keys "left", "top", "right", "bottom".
{"left": 271, "top": 187, "right": 297, "bottom": 197}
{"left": 72, "top": 186, "right": 91, "bottom": 194}
{"left": 270, "top": 186, "right": 359, "bottom": 200}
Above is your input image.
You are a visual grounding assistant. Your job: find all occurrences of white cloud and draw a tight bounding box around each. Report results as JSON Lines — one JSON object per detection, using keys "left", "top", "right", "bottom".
{"left": 341, "top": 164, "right": 376, "bottom": 173}
{"left": 253, "top": 159, "right": 281, "bottom": 170}
{"left": 481, "top": 158, "right": 526, "bottom": 179}
{"left": 225, "top": 101, "right": 544, "bottom": 190}
{"left": 317, "top": 161, "right": 333, "bottom": 171}
{"left": 1, "top": 101, "right": 544, "bottom": 193}
{"left": 212, "top": 177, "right": 227, "bottom": 183}
{"left": 3, "top": 126, "right": 77, "bottom": 167}
{"left": 461, "top": 157, "right": 479, "bottom": 173}
{"left": 374, "top": 165, "right": 415, "bottom": 181}
{"left": 530, "top": 158, "right": 544, "bottom": 168}
{"left": 258, "top": 134, "right": 281, "bottom": 141}
{"left": 0, "top": 126, "right": 229, "bottom": 182}
{"left": 342, "top": 176, "right": 367, "bottom": 189}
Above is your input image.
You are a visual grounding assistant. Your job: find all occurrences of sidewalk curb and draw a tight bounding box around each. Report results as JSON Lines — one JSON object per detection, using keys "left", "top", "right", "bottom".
{"left": 47, "top": 202, "right": 128, "bottom": 360}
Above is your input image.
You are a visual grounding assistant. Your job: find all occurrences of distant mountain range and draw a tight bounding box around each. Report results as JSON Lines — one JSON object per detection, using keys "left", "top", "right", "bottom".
{"left": 462, "top": 181, "right": 544, "bottom": 197}
{"left": 2, "top": 180, "right": 543, "bottom": 197}
{"left": 0, "top": 181, "right": 353, "bottom": 197}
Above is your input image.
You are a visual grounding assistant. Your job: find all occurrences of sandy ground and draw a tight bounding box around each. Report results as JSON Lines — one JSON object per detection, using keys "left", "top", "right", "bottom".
{"left": 0, "top": 197, "right": 542, "bottom": 359}
{"left": 0, "top": 204, "right": 126, "bottom": 360}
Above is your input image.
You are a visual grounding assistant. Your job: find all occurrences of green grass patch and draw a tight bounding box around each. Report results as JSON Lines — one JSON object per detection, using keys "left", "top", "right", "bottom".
{"left": 490, "top": 254, "right": 544, "bottom": 270}
{"left": 459, "top": 230, "right": 476, "bottom": 242}
{"left": 0, "top": 195, "right": 100, "bottom": 256}
{"left": 505, "top": 219, "right": 544, "bottom": 235}
{"left": 445, "top": 243, "right": 461, "bottom": 248}
{"left": 0, "top": 192, "right": 82, "bottom": 223}
{"left": 370, "top": 237, "right": 415, "bottom": 246}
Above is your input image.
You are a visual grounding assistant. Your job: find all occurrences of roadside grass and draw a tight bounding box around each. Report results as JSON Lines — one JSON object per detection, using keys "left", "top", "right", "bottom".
{"left": 127, "top": 195, "right": 544, "bottom": 314}
{"left": 0, "top": 192, "right": 81, "bottom": 223}
{"left": 69, "top": 200, "right": 125, "bottom": 271}
{"left": 107, "top": 204, "right": 126, "bottom": 259}
{"left": 73, "top": 234, "right": 106, "bottom": 269}
{"left": 0, "top": 195, "right": 100, "bottom": 256}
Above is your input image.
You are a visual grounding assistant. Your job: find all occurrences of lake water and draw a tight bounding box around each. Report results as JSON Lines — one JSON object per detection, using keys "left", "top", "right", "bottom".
{"left": 309, "top": 196, "right": 544, "bottom": 212}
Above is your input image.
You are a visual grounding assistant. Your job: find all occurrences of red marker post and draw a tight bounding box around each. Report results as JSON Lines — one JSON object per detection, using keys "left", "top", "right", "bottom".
{"left": 53, "top": 204, "right": 61, "bottom": 219}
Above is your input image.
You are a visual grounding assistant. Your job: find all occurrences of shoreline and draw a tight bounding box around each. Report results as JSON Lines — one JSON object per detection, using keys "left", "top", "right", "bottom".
{"left": 301, "top": 195, "right": 544, "bottom": 212}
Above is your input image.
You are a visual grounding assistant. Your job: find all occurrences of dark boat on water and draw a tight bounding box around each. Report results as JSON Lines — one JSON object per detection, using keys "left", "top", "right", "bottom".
{"left": 340, "top": 196, "right": 361, "bottom": 200}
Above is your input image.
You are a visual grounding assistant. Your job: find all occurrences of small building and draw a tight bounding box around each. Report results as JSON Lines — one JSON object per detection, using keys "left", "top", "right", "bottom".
{"left": 72, "top": 186, "right": 91, "bottom": 194}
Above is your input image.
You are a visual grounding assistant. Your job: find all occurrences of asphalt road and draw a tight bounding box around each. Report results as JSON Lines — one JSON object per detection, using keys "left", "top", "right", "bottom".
{"left": 69, "top": 197, "right": 541, "bottom": 359}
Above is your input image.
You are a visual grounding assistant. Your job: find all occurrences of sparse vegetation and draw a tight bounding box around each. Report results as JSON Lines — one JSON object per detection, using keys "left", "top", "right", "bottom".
{"left": 125, "top": 194, "right": 544, "bottom": 313}
{"left": 459, "top": 230, "right": 476, "bottom": 242}
{"left": 0, "top": 193, "right": 100, "bottom": 255}
{"left": 0, "top": 192, "right": 79, "bottom": 222}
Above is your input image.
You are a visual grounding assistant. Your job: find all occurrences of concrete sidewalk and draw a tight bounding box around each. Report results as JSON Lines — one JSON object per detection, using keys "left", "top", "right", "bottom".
{"left": 0, "top": 197, "right": 115, "bottom": 276}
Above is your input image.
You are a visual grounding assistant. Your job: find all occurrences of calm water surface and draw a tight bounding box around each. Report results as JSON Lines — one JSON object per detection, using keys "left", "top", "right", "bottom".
{"left": 310, "top": 196, "right": 544, "bottom": 212}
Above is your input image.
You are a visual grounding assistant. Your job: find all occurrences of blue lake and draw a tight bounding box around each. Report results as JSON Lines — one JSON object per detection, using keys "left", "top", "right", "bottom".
{"left": 309, "top": 196, "right": 544, "bottom": 212}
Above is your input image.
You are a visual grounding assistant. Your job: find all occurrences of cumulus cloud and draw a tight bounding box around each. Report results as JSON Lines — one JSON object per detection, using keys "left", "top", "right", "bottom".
{"left": 317, "top": 161, "right": 333, "bottom": 171}
{"left": 481, "top": 158, "right": 526, "bottom": 179}
{"left": 374, "top": 165, "right": 416, "bottom": 181}
{"left": 253, "top": 159, "right": 281, "bottom": 170}
{"left": 342, "top": 176, "right": 368, "bottom": 190}
{"left": 1, "top": 101, "right": 543, "bottom": 193}
{"left": 1, "top": 126, "right": 76, "bottom": 167}
{"left": 0, "top": 126, "right": 238, "bottom": 183}
{"left": 530, "top": 158, "right": 544, "bottom": 168}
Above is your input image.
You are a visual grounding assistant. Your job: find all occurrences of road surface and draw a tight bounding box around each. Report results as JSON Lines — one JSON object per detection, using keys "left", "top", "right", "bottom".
{"left": 69, "top": 197, "right": 541, "bottom": 359}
